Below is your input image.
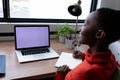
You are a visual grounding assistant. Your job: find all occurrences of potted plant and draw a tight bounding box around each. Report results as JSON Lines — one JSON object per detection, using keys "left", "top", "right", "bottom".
{"left": 55, "top": 23, "right": 75, "bottom": 42}
{"left": 64, "top": 26, "right": 75, "bottom": 49}
{"left": 55, "top": 23, "right": 67, "bottom": 43}
{"left": 55, "top": 23, "right": 75, "bottom": 49}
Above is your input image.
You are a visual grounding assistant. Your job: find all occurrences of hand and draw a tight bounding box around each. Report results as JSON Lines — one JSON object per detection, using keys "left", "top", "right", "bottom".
{"left": 56, "top": 65, "right": 71, "bottom": 76}
{"left": 73, "top": 50, "right": 83, "bottom": 59}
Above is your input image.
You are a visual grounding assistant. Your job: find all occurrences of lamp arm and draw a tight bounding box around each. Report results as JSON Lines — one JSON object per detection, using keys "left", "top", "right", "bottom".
{"left": 75, "top": 16, "right": 79, "bottom": 39}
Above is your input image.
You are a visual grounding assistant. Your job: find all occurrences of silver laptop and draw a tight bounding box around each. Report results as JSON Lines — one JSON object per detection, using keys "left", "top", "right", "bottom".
{"left": 14, "top": 25, "right": 59, "bottom": 63}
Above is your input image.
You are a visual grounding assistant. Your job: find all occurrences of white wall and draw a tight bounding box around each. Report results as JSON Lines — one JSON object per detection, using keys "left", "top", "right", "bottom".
{"left": 100, "top": 0, "right": 120, "bottom": 10}
{"left": 0, "top": 23, "right": 82, "bottom": 40}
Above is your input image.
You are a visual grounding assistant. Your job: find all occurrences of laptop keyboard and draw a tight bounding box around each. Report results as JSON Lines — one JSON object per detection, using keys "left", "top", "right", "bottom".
{"left": 21, "top": 48, "right": 50, "bottom": 56}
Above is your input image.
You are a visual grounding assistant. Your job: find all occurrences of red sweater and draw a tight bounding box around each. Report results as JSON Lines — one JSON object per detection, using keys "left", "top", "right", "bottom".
{"left": 55, "top": 49, "right": 117, "bottom": 80}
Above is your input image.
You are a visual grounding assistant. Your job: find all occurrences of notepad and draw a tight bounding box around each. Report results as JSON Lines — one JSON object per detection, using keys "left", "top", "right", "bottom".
{"left": 0, "top": 55, "right": 6, "bottom": 74}
{"left": 55, "top": 52, "right": 82, "bottom": 69}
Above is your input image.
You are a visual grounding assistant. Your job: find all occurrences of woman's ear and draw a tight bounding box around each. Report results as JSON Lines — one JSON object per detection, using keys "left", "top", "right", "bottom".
{"left": 96, "top": 29, "right": 106, "bottom": 39}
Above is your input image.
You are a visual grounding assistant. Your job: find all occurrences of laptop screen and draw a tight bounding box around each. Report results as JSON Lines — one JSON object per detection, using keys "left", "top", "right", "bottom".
{"left": 14, "top": 25, "right": 50, "bottom": 50}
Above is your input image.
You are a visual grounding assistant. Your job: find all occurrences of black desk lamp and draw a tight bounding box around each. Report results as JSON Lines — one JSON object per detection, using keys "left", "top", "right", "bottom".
{"left": 68, "top": 0, "right": 82, "bottom": 47}
{"left": 68, "top": 0, "right": 82, "bottom": 17}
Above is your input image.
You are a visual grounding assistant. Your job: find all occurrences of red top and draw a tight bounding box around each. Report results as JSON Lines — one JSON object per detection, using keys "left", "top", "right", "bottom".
{"left": 55, "top": 49, "right": 118, "bottom": 80}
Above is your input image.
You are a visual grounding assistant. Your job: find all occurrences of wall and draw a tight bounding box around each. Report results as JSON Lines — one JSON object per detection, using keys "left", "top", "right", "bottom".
{"left": 100, "top": 0, "right": 120, "bottom": 10}
{"left": 0, "top": 23, "right": 82, "bottom": 40}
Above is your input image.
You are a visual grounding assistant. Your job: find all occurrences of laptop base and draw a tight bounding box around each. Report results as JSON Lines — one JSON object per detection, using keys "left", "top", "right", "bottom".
{"left": 15, "top": 47, "right": 59, "bottom": 63}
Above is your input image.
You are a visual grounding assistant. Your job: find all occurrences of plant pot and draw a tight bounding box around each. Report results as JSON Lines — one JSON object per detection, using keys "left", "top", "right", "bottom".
{"left": 59, "top": 36, "right": 65, "bottom": 43}
{"left": 65, "top": 39, "right": 74, "bottom": 49}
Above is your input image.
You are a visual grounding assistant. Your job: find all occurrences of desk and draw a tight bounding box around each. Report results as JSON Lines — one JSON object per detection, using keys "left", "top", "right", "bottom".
{"left": 0, "top": 39, "right": 88, "bottom": 80}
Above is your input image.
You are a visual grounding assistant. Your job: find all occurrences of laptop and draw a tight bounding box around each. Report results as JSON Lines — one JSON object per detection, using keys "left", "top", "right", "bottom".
{"left": 14, "top": 25, "right": 59, "bottom": 63}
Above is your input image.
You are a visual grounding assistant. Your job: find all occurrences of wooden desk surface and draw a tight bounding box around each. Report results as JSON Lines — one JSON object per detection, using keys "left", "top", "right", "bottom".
{"left": 0, "top": 39, "right": 88, "bottom": 80}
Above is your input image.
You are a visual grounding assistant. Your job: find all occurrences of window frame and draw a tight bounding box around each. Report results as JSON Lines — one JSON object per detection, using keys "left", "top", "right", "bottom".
{"left": 0, "top": 0, "right": 98, "bottom": 23}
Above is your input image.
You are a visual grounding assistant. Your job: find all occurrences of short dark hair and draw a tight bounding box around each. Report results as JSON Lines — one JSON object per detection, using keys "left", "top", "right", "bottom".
{"left": 96, "top": 7, "right": 120, "bottom": 42}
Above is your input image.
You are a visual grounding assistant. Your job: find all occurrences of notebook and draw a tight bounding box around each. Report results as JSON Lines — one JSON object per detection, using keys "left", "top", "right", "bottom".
{"left": 0, "top": 55, "right": 6, "bottom": 75}
{"left": 55, "top": 52, "right": 82, "bottom": 69}
{"left": 14, "top": 25, "right": 59, "bottom": 63}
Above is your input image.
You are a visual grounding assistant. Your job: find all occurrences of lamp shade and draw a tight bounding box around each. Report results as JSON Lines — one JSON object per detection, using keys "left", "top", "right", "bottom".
{"left": 68, "top": 4, "right": 82, "bottom": 16}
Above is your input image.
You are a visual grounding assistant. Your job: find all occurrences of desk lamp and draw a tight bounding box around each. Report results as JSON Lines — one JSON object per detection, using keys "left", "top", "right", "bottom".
{"left": 68, "top": 0, "right": 82, "bottom": 48}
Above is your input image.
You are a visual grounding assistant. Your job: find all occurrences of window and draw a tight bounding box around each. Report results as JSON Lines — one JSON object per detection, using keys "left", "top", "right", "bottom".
{"left": 0, "top": 0, "right": 3, "bottom": 18}
{"left": 10, "top": 0, "right": 29, "bottom": 18}
{"left": 1, "top": 0, "right": 97, "bottom": 23}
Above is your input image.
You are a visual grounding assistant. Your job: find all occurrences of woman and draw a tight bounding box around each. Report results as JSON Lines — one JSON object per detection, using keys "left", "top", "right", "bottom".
{"left": 55, "top": 7, "right": 120, "bottom": 80}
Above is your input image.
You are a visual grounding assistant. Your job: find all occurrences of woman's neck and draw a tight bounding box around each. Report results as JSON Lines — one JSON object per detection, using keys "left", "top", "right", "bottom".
{"left": 89, "top": 41, "right": 109, "bottom": 53}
